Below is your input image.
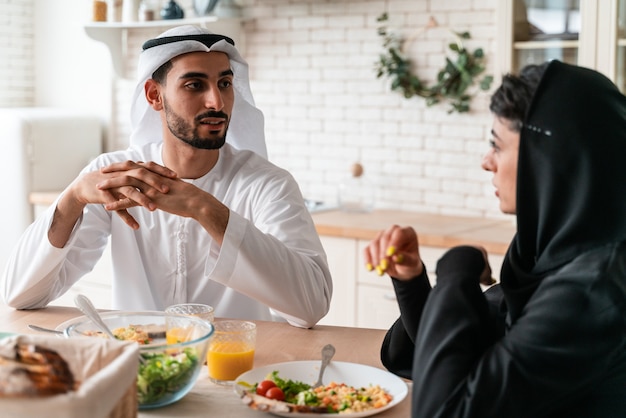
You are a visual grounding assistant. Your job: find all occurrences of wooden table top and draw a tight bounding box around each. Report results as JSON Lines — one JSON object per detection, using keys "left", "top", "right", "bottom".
{"left": 1, "top": 303, "right": 411, "bottom": 417}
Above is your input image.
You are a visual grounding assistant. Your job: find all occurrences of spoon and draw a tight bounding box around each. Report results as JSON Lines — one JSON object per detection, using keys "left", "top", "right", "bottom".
{"left": 313, "top": 344, "right": 336, "bottom": 388}
{"left": 74, "top": 294, "right": 117, "bottom": 340}
{"left": 75, "top": 295, "right": 147, "bottom": 365}
{"left": 28, "top": 324, "right": 64, "bottom": 335}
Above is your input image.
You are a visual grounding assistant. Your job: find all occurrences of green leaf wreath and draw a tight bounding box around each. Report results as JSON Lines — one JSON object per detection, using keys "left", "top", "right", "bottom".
{"left": 375, "top": 13, "right": 494, "bottom": 114}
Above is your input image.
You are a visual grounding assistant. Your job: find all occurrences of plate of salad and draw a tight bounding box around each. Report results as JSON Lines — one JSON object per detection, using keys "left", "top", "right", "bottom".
{"left": 234, "top": 361, "right": 408, "bottom": 417}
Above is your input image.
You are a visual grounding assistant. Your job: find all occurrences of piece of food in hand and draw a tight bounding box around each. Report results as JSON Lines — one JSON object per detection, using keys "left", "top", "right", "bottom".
{"left": 0, "top": 344, "right": 76, "bottom": 397}
{"left": 379, "top": 258, "right": 389, "bottom": 271}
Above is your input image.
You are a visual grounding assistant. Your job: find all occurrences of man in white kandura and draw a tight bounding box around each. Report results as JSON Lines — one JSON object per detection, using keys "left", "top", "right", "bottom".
{"left": 1, "top": 25, "right": 332, "bottom": 328}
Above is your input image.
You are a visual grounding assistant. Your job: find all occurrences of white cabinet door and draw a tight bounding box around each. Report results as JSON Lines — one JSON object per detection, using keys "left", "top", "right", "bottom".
{"left": 356, "top": 285, "right": 400, "bottom": 330}
{"left": 354, "top": 241, "right": 506, "bottom": 329}
{"left": 50, "top": 242, "right": 113, "bottom": 309}
{"left": 355, "top": 241, "right": 445, "bottom": 330}
{"left": 317, "top": 236, "right": 357, "bottom": 327}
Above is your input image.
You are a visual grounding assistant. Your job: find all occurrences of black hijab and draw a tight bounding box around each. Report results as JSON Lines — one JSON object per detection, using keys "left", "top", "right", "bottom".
{"left": 501, "top": 60, "right": 626, "bottom": 320}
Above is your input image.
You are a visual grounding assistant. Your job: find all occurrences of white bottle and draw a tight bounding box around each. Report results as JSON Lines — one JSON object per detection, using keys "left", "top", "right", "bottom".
{"left": 337, "top": 163, "right": 375, "bottom": 213}
{"left": 122, "top": 0, "right": 140, "bottom": 22}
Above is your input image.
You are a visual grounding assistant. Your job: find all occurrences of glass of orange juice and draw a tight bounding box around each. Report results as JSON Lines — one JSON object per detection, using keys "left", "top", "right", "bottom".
{"left": 207, "top": 320, "right": 256, "bottom": 385}
{"left": 165, "top": 303, "right": 214, "bottom": 344}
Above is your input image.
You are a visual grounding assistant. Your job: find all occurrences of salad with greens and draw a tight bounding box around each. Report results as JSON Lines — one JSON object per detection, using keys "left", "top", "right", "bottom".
{"left": 137, "top": 347, "right": 199, "bottom": 405}
{"left": 247, "top": 371, "right": 393, "bottom": 414}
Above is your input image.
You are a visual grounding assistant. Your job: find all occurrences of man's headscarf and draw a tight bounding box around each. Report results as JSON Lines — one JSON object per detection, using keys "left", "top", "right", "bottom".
{"left": 129, "top": 25, "right": 267, "bottom": 158}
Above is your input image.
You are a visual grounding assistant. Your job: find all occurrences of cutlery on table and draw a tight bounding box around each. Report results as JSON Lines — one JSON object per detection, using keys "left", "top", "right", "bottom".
{"left": 74, "top": 294, "right": 147, "bottom": 364}
{"left": 28, "top": 324, "right": 64, "bottom": 335}
{"left": 74, "top": 294, "right": 118, "bottom": 340}
{"left": 313, "top": 343, "right": 336, "bottom": 388}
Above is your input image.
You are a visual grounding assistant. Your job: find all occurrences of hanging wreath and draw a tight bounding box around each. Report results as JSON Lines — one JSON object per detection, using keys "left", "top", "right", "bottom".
{"left": 375, "top": 13, "right": 493, "bottom": 114}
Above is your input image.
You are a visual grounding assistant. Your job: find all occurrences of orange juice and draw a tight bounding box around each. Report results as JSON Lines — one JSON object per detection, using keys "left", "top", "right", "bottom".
{"left": 207, "top": 340, "right": 255, "bottom": 381}
{"left": 166, "top": 327, "right": 193, "bottom": 344}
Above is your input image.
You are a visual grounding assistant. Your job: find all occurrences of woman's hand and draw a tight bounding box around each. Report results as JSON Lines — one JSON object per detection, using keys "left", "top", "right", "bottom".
{"left": 363, "top": 225, "right": 424, "bottom": 280}
{"left": 475, "top": 246, "right": 496, "bottom": 286}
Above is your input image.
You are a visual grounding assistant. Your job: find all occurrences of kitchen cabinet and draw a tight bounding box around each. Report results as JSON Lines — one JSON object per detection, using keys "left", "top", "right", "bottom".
{"left": 497, "top": 0, "right": 626, "bottom": 92}
{"left": 319, "top": 236, "right": 505, "bottom": 330}
{"left": 49, "top": 245, "right": 114, "bottom": 309}
{"left": 354, "top": 241, "right": 441, "bottom": 330}
{"left": 84, "top": 16, "right": 244, "bottom": 79}
{"left": 317, "top": 237, "right": 357, "bottom": 327}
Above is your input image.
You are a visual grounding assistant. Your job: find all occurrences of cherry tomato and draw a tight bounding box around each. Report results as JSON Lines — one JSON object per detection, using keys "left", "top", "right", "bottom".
{"left": 256, "top": 380, "right": 277, "bottom": 396}
{"left": 265, "top": 386, "right": 285, "bottom": 401}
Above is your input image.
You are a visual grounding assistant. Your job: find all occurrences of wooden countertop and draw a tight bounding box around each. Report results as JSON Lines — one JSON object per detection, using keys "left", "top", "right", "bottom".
{"left": 312, "top": 209, "right": 516, "bottom": 255}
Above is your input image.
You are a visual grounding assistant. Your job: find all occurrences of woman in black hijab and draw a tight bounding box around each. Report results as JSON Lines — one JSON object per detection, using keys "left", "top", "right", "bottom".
{"left": 364, "top": 60, "right": 626, "bottom": 417}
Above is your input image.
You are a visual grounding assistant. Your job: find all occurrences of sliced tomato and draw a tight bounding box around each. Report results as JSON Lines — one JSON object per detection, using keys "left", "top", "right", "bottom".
{"left": 256, "top": 380, "right": 277, "bottom": 396}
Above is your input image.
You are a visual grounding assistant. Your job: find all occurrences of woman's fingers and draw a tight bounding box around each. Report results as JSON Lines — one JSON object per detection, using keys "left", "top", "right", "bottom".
{"left": 364, "top": 225, "right": 423, "bottom": 279}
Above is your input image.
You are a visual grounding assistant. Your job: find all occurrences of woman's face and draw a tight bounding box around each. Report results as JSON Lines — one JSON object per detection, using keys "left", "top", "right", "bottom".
{"left": 481, "top": 117, "right": 520, "bottom": 215}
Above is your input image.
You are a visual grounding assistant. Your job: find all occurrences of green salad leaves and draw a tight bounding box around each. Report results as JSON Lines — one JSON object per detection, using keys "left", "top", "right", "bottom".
{"left": 137, "top": 347, "right": 199, "bottom": 405}
{"left": 265, "top": 370, "right": 312, "bottom": 404}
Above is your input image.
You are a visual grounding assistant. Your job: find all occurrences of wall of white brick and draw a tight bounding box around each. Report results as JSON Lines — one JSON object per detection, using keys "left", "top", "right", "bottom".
{"left": 0, "top": 0, "right": 35, "bottom": 107}
{"left": 1, "top": 0, "right": 508, "bottom": 221}
{"left": 240, "top": 0, "right": 504, "bottom": 219}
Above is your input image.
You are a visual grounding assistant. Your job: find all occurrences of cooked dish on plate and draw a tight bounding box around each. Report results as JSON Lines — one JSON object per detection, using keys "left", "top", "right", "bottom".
{"left": 83, "top": 324, "right": 164, "bottom": 345}
{"left": 235, "top": 361, "right": 408, "bottom": 418}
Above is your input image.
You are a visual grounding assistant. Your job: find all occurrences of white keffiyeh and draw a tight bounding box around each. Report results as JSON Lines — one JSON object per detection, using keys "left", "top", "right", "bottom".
{"left": 129, "top": 25, "right": 267, "bottom": 158}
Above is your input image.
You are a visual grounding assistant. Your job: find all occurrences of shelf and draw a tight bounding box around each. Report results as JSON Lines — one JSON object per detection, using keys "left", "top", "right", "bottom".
{"left": 84, "top": 16, "right": 243, "bottom": 78}
{"left": 513, "top": 39, "right": 579, "bottom": 50}
{"left": 84, "top": 15, "right": 221, "bottom": 30}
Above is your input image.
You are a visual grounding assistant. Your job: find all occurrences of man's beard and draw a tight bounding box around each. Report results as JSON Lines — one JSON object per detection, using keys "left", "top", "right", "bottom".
{"left": 163, "top": 98, "right": 228, "bottom": 150}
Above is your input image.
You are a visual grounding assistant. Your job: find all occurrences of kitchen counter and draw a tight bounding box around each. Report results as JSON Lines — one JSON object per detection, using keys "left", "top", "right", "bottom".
{"left": 29, "top": 193, "right": 516, "bottom": 255}
{"left": 312, "top": 209, "right": 516, "bottom": 255}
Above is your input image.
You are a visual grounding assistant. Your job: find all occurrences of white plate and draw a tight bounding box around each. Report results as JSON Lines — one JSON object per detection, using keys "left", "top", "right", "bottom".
{"left": 234, "top": 361, "right": 408, "bottom": 417}
{"left": 54, "top": 311, "right": 166, "bottom": 334}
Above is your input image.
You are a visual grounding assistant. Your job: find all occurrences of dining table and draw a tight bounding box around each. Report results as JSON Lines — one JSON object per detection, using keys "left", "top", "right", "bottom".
{"left": 1, "top": 303, "right": 411, "bottom": 417}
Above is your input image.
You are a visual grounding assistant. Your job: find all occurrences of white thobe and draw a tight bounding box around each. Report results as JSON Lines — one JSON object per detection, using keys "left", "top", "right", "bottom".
{"left": 1, "top": 143, "right": 332, "bottom": 328}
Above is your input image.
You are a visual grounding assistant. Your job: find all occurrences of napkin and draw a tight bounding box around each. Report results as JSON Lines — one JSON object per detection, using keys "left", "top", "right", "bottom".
{"left": 0, "top": 334, "right": 139, "bottom": 418}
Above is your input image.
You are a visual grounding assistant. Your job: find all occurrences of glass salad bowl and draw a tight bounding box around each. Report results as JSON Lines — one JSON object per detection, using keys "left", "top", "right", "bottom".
{"left": 58, "top": 310, "right": 214, "bottom": 409}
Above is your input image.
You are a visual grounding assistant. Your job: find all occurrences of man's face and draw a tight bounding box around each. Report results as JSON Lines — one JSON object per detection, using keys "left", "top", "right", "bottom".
{"left": 160, "top": 51, "right": 235, "bottom": 150}
{"left": 481, "top": 117, "right": 520, "bottom": 215}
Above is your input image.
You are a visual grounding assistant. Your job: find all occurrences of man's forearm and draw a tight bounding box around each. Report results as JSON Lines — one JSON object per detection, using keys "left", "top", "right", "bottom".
{"left": 48, "top": 191, "right": 86, "bottom": 248}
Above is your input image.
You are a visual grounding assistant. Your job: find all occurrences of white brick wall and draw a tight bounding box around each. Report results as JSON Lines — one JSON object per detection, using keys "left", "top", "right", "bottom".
{"left": 0, "top": 0, "right": 35, "bottom": 107}
{"left": 1, "top": 0, "right": 507, "bottom": 221}
{"left": 241, "top": 0, "right": 503, "bottom": 219}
